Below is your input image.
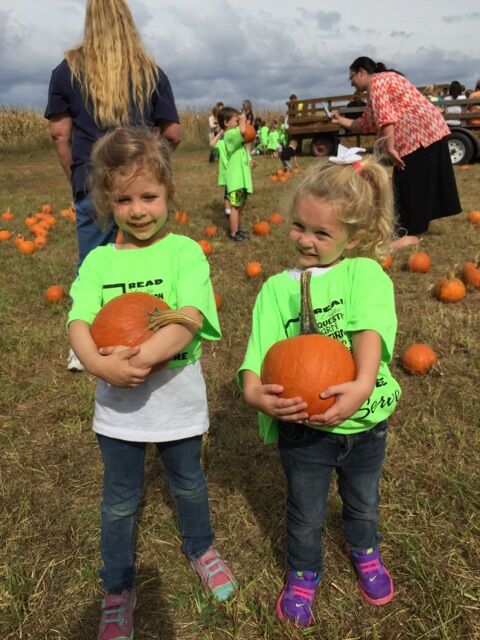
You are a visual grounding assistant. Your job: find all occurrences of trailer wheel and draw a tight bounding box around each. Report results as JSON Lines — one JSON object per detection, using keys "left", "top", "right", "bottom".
{"left": 447, "top": 131, "right": 474, "bottom": 165}
{"left": 310, "top": 135, "right": 335, "bottom": 157}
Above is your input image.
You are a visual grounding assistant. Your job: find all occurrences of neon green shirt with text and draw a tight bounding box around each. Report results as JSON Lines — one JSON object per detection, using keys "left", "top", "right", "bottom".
{"left": 68, "top": 233, "right": 221, "bottom": 368}
{"left": 238, "top": 259, "right": 401, "bottom": 443}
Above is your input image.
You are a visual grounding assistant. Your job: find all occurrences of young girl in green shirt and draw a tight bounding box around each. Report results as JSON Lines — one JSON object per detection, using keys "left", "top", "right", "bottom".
{"left": 68, "top": 128, "right": 236, "bottom": 640}
{"left": 239, "top": 147, "right": 400, "bottom": 627}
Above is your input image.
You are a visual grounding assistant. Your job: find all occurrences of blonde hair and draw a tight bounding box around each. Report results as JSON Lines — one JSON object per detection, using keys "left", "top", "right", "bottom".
{"left": 289, "top": 155, "right": 396, "bottom": 259}
{"left": 90, "top": 128, "right": 175, "bottom": 227}
{"left": 65, "top": 0, "right": 159, "bottom": 128}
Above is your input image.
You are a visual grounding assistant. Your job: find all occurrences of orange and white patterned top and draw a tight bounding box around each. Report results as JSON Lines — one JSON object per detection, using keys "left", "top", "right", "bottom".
{"left": 357, "top": 72, "right": 451, "bottom": 157}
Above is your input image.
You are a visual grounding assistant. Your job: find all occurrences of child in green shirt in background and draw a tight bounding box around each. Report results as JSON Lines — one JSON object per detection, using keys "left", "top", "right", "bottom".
{"left": 217, "top": 107, "right": 253, "bottom": 242}
{"left": 256, "top": 120, "right": 269, "bottom": 155}
{"left": 267, "top": 120, "right": 280, "bottom": 158}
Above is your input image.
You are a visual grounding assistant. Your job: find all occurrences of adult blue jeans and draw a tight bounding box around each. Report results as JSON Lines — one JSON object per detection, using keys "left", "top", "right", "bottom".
{"left": 74, "top": 194, "right": 117, "bottom": 271}
{"left": 278, "top": 420, "right": 388, "bottom": 576}
{"left": 97, "top": 434, "right": 214, "bottom": 594}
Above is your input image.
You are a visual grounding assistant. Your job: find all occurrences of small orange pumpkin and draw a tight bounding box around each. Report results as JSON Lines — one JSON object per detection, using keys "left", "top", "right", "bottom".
{"left": 204, "top": 225, "right": 218, "bottom": 238}
{"left": 401, "top": 343, "right": 438, "bottom": 375}
{"left": 18, "top": 240, "right": 36, "bottom": 255}
{"left": 461, "top": 261, "right": 480, "bottom": 288}
{"left": 407, "top": 251, "right": 431, "bottom": 273}
{"left": 432, "top": 275, "right": 466, "bottom": 302}
{"left": 34, "top": 236, "right": 47, "bottom": 249}
{"left": 0, "top": 229, "right": 11, "bottom": 241}
{"left": 270, "top": 175, "right": 278, "bottom": 183}
{"left": 246, "top": 262, "right": 262, "bottom": 277}
{"left": 214, "top": 291, "right": 223, "bottom": 311}
{"left": 466, "top": 210, "right": 480, "bottom": 227}
{"left": 253, "top": 220, "right": 271, "bottom": 236}
{"left": 279, "top": 175, "right": 288, "bottom": 183}
{"left": 41, "top": 203, "right": 54, "bottom": 215}
{"left": 198, "top": 239, "right": 213, "bottom": 256}
{"left": 261, "top": 271, "right": 355, "bottom": 416}
{"left": 244, "top": 124, "right": 256, "bottom": 143}
{"left": 381, "top": 255, "right": 393, "bottom": 270}
{"left": 24, "top": 216, "right": 38, "bottom": 228}
{"left": 269, "top": 212, "right": 283, "bottom": 224}
{"left": 45, "top": 285, "right": 65, "bottom": 303}
{"left": 1, "top": 210, "right": 14, "bottom": 221}
{"left": 175, "top": 210, "right": 189, "bottom": 224}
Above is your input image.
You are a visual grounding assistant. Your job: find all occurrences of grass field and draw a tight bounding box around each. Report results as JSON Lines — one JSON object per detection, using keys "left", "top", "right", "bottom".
{"left": 0, "top": 144, "right": 479, "bottom": 640}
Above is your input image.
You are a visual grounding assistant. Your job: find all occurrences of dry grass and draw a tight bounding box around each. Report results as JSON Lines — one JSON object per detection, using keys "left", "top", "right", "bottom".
{"left": 0, "top": 145, "right": 479, "bottom": 640}
{"left": 0, "top": 107, "right": 284, "bottom": 153}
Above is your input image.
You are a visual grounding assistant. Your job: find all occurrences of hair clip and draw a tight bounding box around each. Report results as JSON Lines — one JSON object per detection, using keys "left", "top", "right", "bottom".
{"left": 329, "top": 143, "right": 366, "bottom": 166}
{"left": 353, "top": 160, "right": 363, "bottom": 173}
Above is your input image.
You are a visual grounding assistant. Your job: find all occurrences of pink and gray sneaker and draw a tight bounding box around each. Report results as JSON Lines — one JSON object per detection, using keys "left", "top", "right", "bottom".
{"left": 97, "top": 589, "right": 135, "bottom": 640}
{"left": 191, "top": 547, "right": 236, "bottom": 602}
{"left": 276, "top": 570, "right": 320, "bottom": 627}
{"left": 344, "top": 544, "right": 394, "bottom": 605}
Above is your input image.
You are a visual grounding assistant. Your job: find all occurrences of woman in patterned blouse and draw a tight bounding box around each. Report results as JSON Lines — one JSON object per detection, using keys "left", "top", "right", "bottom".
{"left": 332, "top": 57, "right": 461, "bottom": 249}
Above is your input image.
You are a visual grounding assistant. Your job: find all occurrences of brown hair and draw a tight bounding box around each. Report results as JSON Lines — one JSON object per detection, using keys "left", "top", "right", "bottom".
{"left": 217, "top": 107, "right": 240, "bottom": 130}
{"left": 90, "top": 127, "right": 175, "bottom": 227}
{"left": 289, "top": 155, "right": 396, "bottom": 259}
{"left": 65, "top": 0, "right": 159, "bottom": 128}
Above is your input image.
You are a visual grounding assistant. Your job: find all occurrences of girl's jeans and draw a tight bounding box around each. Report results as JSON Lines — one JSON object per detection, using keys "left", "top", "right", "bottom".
{"left": 74, "top": 194, "right": 117, "bottom": 271}
{"left": 278, "top": 420, "right": 388, "bottom": 576}
{"left": 97, "top": 434, "right": 214, "bottom": 594}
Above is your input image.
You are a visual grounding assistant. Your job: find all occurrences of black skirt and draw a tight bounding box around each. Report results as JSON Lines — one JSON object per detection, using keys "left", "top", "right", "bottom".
{"left": 392, "top": 138, "right": 461, "bottom": 236}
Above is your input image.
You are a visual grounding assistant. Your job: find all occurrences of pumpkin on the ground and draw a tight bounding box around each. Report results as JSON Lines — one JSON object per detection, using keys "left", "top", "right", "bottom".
{"left": 45, "top": 285, "right": 65, "bottom": 303}
{"left": 269, "top": 212, "right": 283, "bottom": 224}
{"left": 381, "top": 255, "right": 393, "bottom": 270}
{"left": 18, "top": 240, "right": 36, "bottom": 254}
{"left": 1, "top": 210, "right": 14, "bottom": 221}
{"left": 261, "top": 271, "right": 355, "bottom": 417}
{"left": 432, "top": 275, "right": 466, "bottom": 302}
{"left": 461, "top": 261, "right": 480, "bottom": 288}
{"left": 204, "top": 225, "right": 218, "bottom": 238}
{"left": 253, "top": 220, "right": 270, "bottom": 236}
{"left": 198, "top": 239, "right": 213, "bottom": 256}
{"left": 407, "top": 251, "right": 431, "bottom": 273}
{"left": 401, "top": 343, "right": 437, "bottom": 375}
{"left": 0, "top": 230, "right": 11, "bottom": 241}
{"left": 466, "top": 210, "right": 480, "bottom": 226}
{"left": 246, "top": 262, "right": 262, "bottom": 277}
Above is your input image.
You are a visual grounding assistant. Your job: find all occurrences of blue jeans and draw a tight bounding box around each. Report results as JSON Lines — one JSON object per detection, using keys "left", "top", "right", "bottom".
{"left": 97, "top": 434, "right": 214, "bottom": 593}
{"left": 74, "top": 194, "right": 117, "bottom": 271}
{"left": 278, "top": 420, "right": 388, "bottom": 576}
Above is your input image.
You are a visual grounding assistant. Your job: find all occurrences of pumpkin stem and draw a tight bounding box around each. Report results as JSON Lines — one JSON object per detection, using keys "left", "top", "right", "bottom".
{"left": 148, "top": 310, "right": 203, "bottom": 333}
{"left": 300, "top": 271, "right": 318, "bottom": 335}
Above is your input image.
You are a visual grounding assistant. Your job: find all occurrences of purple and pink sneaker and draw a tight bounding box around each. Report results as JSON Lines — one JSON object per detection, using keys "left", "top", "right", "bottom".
{"left": 344, "top": 544, "right": 394, "bottom": 605}
{"left": 276, "top": 570, "right": 320, "bottom": 627}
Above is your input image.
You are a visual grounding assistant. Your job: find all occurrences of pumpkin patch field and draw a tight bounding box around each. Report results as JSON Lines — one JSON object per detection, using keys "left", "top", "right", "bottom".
{"left": 0, "top": 146, "right": 479, "bottom": 640}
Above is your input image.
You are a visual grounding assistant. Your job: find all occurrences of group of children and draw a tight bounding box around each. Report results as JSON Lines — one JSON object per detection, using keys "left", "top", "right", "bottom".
{"left": 210, "top": 108, "right": 300, "bottom": 241}
{"left": 69, "top": 128, "right": 401, "bottom": 639}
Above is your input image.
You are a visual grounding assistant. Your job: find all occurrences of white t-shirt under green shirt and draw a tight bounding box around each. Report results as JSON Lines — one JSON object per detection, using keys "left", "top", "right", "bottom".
{"left": 238, "top": 259, "right": 401, "bottom": 443}
{"left": 68, "top": 233, "right": 221, "bottom": 442}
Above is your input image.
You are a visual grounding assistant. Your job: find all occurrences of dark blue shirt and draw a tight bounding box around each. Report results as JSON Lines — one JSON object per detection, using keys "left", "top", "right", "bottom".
{"left": 45, "top": 59, "right": 179, "bottom": 198}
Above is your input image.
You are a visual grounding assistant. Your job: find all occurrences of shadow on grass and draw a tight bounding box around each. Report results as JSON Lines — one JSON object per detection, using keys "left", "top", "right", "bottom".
{"left": 205, "top": 379, "right": 288, "bottom": 570}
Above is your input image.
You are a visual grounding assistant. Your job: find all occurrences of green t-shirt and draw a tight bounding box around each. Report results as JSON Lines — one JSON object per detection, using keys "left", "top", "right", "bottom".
{"left": 279, "top": 123, "right": 287, "bottom": 145}
{"left": 259, "top": 126, "right": 269, "bottom": 145}
{"left": 238, "top": 259, "right": 401, "bottom": 443}
{"left": 223, "top": 127, "right": 253, "bottom": 194}
{"left": 68, "top": 233, "right": 221, "bottom": 368}
{"left": 267, "top": 129, "right": 280, "bottom": 150}
{"left": 214, "top": 138, "right": 228, "bottom": 186}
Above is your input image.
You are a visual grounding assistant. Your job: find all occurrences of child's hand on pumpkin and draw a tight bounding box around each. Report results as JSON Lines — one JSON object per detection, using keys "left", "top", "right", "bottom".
{"left": 307, "top": 380, "right": 371, "bottom": 427}
{"left": 245, "top": 383, "right": 309, "bottom": 422}
{"left": 95, "top": 345, "right": 151, "bottom": 387}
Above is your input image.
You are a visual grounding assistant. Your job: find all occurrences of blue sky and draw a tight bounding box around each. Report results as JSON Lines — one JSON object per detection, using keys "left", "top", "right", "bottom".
{"left": 1, "top": 0, "right": 479, "bottom": 112}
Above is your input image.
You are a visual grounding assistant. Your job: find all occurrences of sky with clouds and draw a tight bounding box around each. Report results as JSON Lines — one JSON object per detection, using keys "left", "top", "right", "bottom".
{"left": 1, "top": 0, "right": 480, "bottom": 112}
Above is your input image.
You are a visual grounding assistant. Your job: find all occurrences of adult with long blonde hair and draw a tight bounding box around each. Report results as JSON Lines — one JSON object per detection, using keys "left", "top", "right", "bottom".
{"left": 45, "top": 0, "right": 180, "bottom": 371}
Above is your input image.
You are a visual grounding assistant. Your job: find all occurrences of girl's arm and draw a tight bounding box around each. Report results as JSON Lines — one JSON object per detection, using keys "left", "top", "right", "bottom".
{"left": 209, "top": 130, "right": 224, "bottom": 147}
{"left": 116, "top": 306, "right": 204, "bottom": 369}
{"left": 307, "top": 330, "right": 381, "bottom": 426}
{"left": 242, "top": 370, "right": 309, "bottom": 422}
{"left": 68, "top": 320, "right": 151, "bottom": 387}
{"left": 49, "top": 113, "right": 73, "bottom": 180}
